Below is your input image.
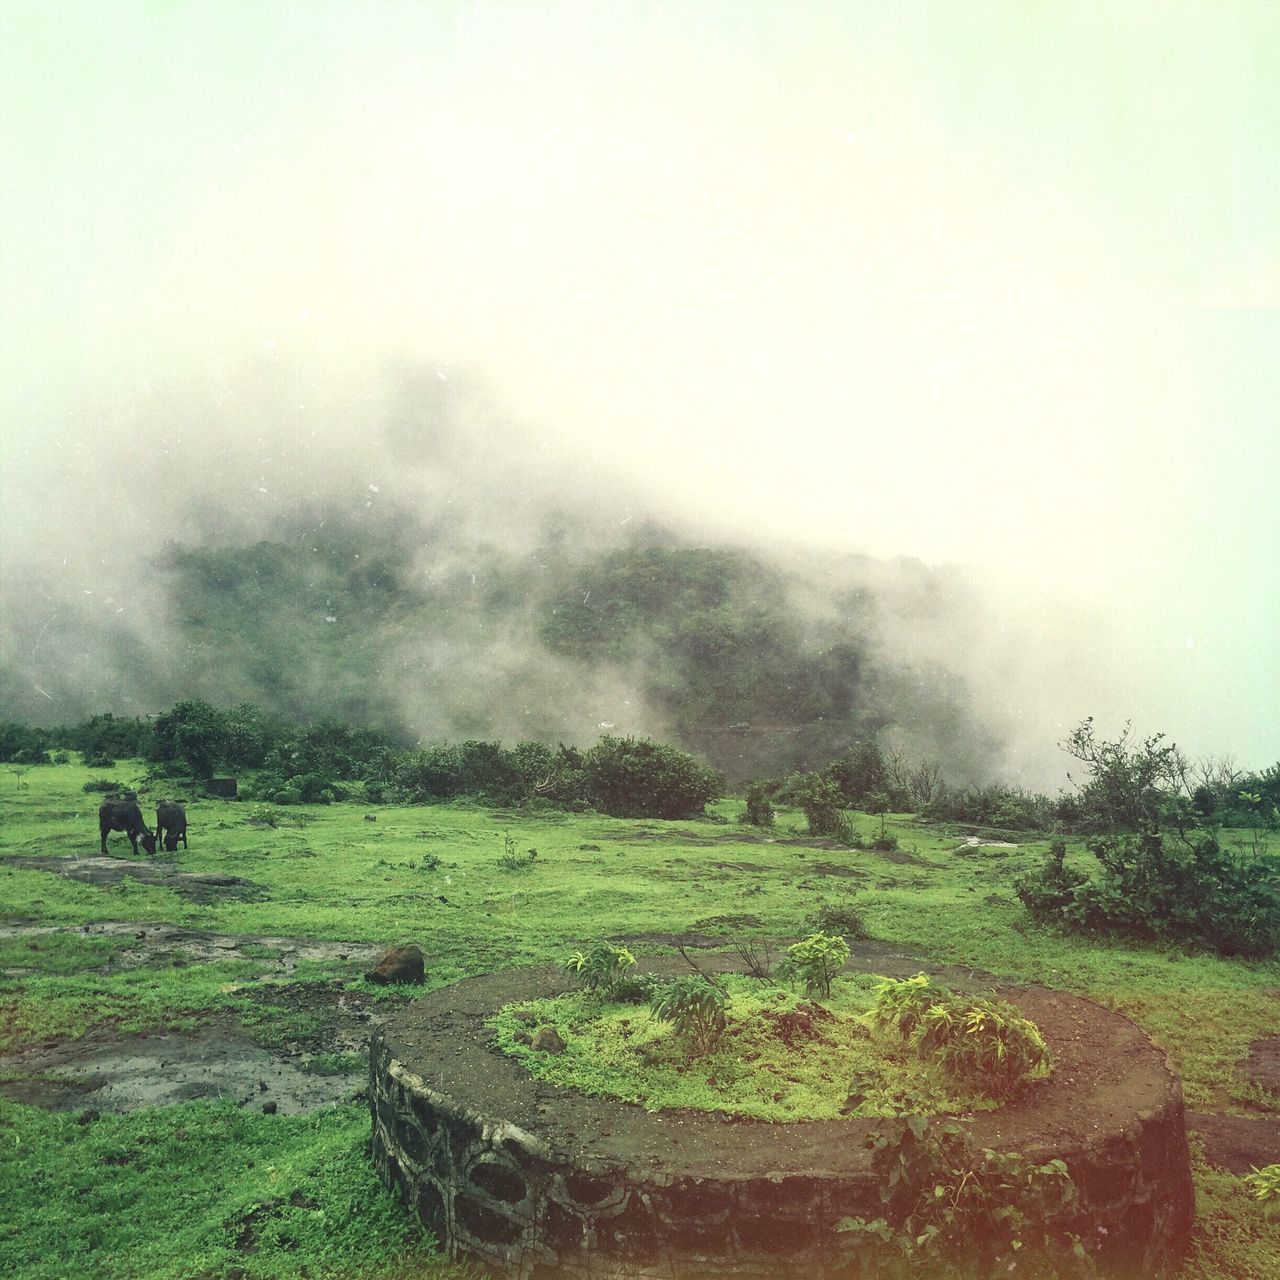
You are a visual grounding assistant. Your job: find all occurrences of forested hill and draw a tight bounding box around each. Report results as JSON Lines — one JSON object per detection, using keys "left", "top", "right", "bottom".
{"left": 0, "top": 506, "right": 999, "bottom": 784}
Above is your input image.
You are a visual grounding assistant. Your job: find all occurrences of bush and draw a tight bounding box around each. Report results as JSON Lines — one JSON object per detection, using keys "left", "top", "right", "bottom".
{"left": 826, "top": 742, "right": 886, "bottom": 805}
{"left": 783, "top": 772, "right": 854, "bottom": 841}
{"left": 84, "top": 753, "right": 116, "bottom": 768}
{"left": 837, "top": 1115, "right": 1087, "bottom": 1277}
{"left": 272, "top": 787, "right": 303, "bottom": 806}
{"left": 581, "top": 736, "right": 723, "bottom": 819}
{"left": 0, "top": 721, "right": 53, "bottom": 763}
{"left": 563, "top": 941, "right": 636, "bottom": 996}
{"left": 649, "top": 975, "right": 729, "bottom": 1057}
{"left": 150, "top": 700, "right": 229, "bottom": 779}
{"left": 741, "top": 781, "right": 775, "bottom": 827}
{"left": 83, "top": 778, "right": 125, "bottom": 794}
{"left": 868, "top": 974, "right": 1052, "bottom": 1098}
{"left": 1017, "top": 831, "right": 1280, "bottom": 958}
{"left": 812, "top": 902, "right": 868, "bottom": 940}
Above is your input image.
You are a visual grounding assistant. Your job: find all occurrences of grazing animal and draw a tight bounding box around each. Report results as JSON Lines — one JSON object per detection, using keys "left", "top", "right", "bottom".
{"left": 155, "top": 800, "right": 188, "bottom": 852}
{"left": 98, "top": 799, "right": 157, "bottom": 856}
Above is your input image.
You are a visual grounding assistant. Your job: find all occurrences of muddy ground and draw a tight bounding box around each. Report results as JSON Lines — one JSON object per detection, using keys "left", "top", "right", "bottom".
{"left": 2, "top": 905, "right": 1274, "bottom": 1175}
{"left": 0, "top": 916, "right": 401, "bottom": 1115}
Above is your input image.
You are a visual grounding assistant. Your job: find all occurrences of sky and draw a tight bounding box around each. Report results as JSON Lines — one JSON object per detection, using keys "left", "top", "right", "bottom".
{"left": 1, "top": 0, "right": 1277, "bottom": 771}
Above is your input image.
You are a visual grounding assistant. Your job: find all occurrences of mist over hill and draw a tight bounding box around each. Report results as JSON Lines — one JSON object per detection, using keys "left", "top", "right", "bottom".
{"left": 0, "top": 365, "right": 1013, "bottom": 785}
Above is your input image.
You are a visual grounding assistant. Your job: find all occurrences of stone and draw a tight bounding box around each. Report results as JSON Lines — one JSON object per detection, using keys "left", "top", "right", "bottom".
{"left": 365, "top": 944, "right": 426, "bottom": 985}
{"left": 531, "top": 1026, "right": 566, "bottom": 1054}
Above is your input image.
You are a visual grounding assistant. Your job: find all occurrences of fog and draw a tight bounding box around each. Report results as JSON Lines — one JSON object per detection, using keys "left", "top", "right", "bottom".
{"left": 2, "top": 2, "right": 1276, "bottom": 787}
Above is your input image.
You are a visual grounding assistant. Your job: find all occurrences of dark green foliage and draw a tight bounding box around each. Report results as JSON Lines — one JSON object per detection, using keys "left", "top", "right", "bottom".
{"left": 1063, "top": 717, "right": 1188, "bottom": 834}
{"left": 837, "top": 1115, "right": 1088, "bottom": 1278}
{"left": 82, "top": 778, "right": 125, "bottom": 794}
{"left": 921, "top": 784, "right": 1058, "bottom": 832}
{"left": 83, "top": 752, "right": 116, "bottom": 768}
{"left": 649, "top": 975, "right": 729, "bottom": 1056}
{"left": 813, "top": 901, "right": 869, "bottom": 940}
{"left": 580, "top": 735, "right": 722, "bottom": 819}
{"left": 783, "top": 772, "right": 854, "bottom": 841}
{"left": 1017, "top": 832, "right": 1280, "bottom": 958}
{"left": 741, "top": 780, "right": 776, "bottom": 827}
{"left": 827, "top": 742, "right": 886, "bottom": 805}
{"left": 150, "top": 699, "right": 229, "bottom": 779}
{"left": 61, "top": 712, "right": 153, "bottom": 761}
{"left": 1016, "top": 721, "right": 1280, "bottom": 957}
{"left": 0, "top": 721, "right": 53, "bottom": 762}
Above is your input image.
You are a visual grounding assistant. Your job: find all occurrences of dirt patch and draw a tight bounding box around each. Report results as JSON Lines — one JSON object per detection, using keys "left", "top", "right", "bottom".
{"left": 807, "top": 861, "right": 870, "bottom": 879}
{"left": 7, "top": 855, "right": 267, "bottom": 903}
{"left": 1244, "top": 1034, "right": 1280, "bottom": 1098}
{"left": 0, "top": 976, "right": 407, "bottom": 1114}
{"left": 1188, "top": 1113, "right": 1280, "bottom": 1174}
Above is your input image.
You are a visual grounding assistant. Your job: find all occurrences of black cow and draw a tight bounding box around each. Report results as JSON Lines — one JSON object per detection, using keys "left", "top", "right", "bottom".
{"left": 155, "top": 800, "right": 188, "bottom": 852}
{"left": 98, "top": 798, "right": 157, "bottom": 856}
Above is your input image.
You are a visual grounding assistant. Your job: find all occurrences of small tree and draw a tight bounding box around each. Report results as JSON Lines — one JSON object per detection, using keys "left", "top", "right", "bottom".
{"left": 778, "top": 932, "right": 850, "bottom": 998}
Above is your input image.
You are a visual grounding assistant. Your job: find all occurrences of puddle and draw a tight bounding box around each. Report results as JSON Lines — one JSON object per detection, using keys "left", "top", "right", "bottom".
{"left": 0, "top": 981, "right": 402, "bottom": 1114}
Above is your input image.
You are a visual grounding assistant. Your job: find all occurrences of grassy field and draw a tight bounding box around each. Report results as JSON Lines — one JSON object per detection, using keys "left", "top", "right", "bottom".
{"left": 1, "top": 759, "right": 1276, "bottom": 1278}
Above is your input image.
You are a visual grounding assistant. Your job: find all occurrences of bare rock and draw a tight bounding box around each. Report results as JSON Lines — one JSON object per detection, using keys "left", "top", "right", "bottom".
{"left": 364, "top": 944, "right": 426, "bottom": 985}
{"left": 531, "top": 1026, "right": 566, "bottom": 1055}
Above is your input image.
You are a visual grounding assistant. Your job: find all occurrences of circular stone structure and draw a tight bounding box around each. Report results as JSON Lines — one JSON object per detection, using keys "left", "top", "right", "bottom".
{"left": 370, "top": 961, "right": 1193, "bottom": 1279}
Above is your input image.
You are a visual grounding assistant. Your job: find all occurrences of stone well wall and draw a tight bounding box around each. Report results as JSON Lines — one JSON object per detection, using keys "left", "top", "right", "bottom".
{"left": 369, "top": 964, "right": 1193, "bottom": 1279}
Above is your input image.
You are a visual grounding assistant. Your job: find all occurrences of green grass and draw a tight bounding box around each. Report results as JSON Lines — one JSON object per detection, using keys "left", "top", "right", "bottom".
{"left": 490, "top": 975, "right": 1000, "bottom": 1121}
{"left": 1, "top": 760, "right": 1277, "bottom": 1278}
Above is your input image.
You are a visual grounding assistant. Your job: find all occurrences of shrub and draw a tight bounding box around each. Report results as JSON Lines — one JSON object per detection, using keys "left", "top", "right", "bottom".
{"left": 84, "top": 752, "right": 116, "bottom": 768}
{"left": 272, "top": 787, "right": 303, "bottom": 806}
{"left": 581, "top": 736, "right": 722, "bottom": 819}
{"left": 247, "top": 804, "right": 284, "bottom": 827}
{"left": 1245, "top": 1163, "right": 1280, "bottom": 1221}
{"left": 837, "top": 1114, "right": 1087, "bottom": 1277}
{"left": 497, "top": 833, "right": 538, "bottom": 873}
{"left": 741, "top": 781, "right": 775, "bottom": 828}
{"left": 1016, "top": 831, "right": 1280, "bottom": 958}
{"left": 649, "top": 975, "right": 729, "bottom": 1057}
{"left": 563, "top": 941, "right": 636, "bottom": 996}
{"left": 0, "top": 721, "right": 53, "bottom": 763}
{"left": 83, "top": 778, "right": 126, "bottom": 794}
{"left": 784, "top": 772, "right": 854, "bottom": 841}
{"left": 868, "top": 974, "right": 1052, "bottom": 1098}
{"left": 826, "top": 742, "right": 886, "bottom": 805}
{"left": 812, "top": 902, "right": 868, "bottom": 940}
{"left": 150, "top": 700, "right": 229, "bottom": 779}
{"left": 778, "top": 932, "right": 850, "bottom": 999}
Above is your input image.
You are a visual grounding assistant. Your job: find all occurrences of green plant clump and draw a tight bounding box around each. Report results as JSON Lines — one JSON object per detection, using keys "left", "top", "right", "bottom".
{"left": 778, "top": 931, "right": 851, "bottom": 998}
{"left": 837, "top": 1114, "right": 1090, "bottom": 1278}
{"left": 562, "top": 941, "right": 636, "bottom": 996}
{"left": 869, "top": 975, "right": 1052, "bottom": 1098}
{"left": 649, "top": 975, "right": 729, "bottom": 1057}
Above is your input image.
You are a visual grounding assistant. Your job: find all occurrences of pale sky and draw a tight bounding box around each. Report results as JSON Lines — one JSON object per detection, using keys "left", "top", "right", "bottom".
{"left": 1, "top": 1, "right": 1277, "bottom": 768}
